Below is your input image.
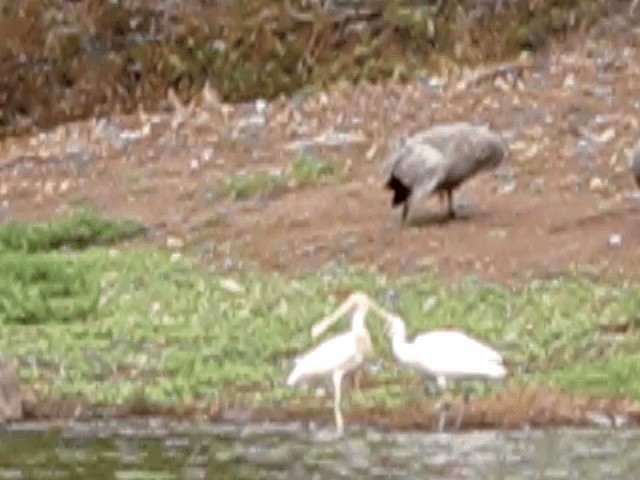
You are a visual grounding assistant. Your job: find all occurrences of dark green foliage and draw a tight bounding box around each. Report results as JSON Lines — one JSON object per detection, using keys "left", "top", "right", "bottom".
{"left": 0, "top": 252, "right": 99, "bottom": 325}
{"left": 0, "top": 208, "right": 147, "bottom": 253}
{"left": 0, "top": 209, "right": 147, "bottom": 325}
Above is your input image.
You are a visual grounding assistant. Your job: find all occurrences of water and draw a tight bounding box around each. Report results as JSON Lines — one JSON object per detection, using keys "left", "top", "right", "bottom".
{"left": 0, "top": 421, "right": 638, "bottom": 479}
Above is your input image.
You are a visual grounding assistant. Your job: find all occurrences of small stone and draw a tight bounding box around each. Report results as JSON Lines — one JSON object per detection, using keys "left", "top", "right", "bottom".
{"left": 596, "top": 127, "right": 615, "bottom": 144}
{"left": 589, "top": 176, "right": 605, "bottom": 192}
{"left": 220, "top": 278, "right": 244, "bottom": 293}
{"left": 166, "top": 236, "right": 184, "bottom": 249}
{"left": 608, "top": 234, "right": 622, "bottom": 247}
{"left": 575, "top": 139, "right": 593, "bottom": 159}
{"left": 59, "top": 179, "right": 70, "bottom": 193}
{"left": 498, "top": 181, "right": 516, "bottom": 195}
{"left": 585, "top": 411, "right": 615, "bottom": 428}
{"left": 339, "top": 236, "right": 357, "bottom": 253}
{"left": 494, "top": 76, "right": 510, "bottom": 92}
{"left": 528, "top": 177, "right": 545, "bottom": 193}
{"left": 302, "top": 244, "right": 317, "bottom": 256}
{"left": 44, "top": 180, "right": 55, "bottom": 195}
{"left": 489, "top": 228, "right": 508, "bottom": 239}
{"left": 255, "top": 98, "right": 267, "bottom": 114}
{"left": 562, "top": 73, "right": 576, "bottom": 89}
{"left": 190, "top": 159, "right": 199, "bottom": 171}
{"left": 202, "top": 148, "right": 214, "bottom": 163}
{"left": 170, "top": 252, "right": 182, "bottom": 262}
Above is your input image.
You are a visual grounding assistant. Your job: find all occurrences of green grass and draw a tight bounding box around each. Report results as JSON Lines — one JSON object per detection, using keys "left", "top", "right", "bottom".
{"left": 0, "top": 208, "right": 146, "bottom": 325}
{"left": 2, "top": 246, "right": 640, "bottom": 408}
{"left": 0, "top": 208, "right": 147, "bottom": 253}
{"left": 217, "top": 154, "right": 341, "bottom": 200}
{"left": 0, "top": 252, "right": 99, "bottom": 325}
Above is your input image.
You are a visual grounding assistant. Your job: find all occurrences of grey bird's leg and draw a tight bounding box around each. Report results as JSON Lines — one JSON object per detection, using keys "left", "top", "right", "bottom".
{"left": 401, "top": 197, "right": 411, "bottom": 224}
{"left": 446, "top": 189, "right": 456, "bottom": 219}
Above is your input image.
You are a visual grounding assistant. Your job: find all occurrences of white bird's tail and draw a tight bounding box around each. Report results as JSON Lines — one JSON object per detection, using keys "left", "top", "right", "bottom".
{"left": 286, "top": 363, "right": 302, "bottom": 387}
{"left": 486, "top": 361, "right": 508, "bottom": 380}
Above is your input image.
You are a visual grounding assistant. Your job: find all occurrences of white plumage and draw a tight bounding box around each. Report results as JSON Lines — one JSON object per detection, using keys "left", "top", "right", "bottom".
{"left": 286, "top": 292, "right": 382, "bottom": 435}
{"left": 384, "top": 313, "right": 507, "bottom": 431}
{"left": 385, "top": 316, "right": 507, "bottom": 388}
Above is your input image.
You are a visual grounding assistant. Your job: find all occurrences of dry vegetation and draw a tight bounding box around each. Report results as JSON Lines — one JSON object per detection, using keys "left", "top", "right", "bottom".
{"left": 0, "top": 0, "right": 622, "bottom": 139}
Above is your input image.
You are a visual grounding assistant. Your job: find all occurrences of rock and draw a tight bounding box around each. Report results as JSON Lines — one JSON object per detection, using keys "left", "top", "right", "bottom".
{"left": 608, "top": 234, "right": 622, "bottom": 247}
{"left": 589, "top": 176, "right": 605, "bottom": 192}
{"left": 528, "top": 177, "right": 545, "bottom": 194}
{"left": 59, "top": 179, "right": 70, "bottom": 193}
{"left": 166, "top": 236, "right": 184, "bottom": 249}
{"left": 585, "top": 410, "right": 630, "bottom": 428}
{"left": 562, "top": 73, "right": 576, "bottom": 89}
{"left": 220, "top": 278, "right": 244, "bottom": 294}
{"left": 0, "top": 358, "right": 23, "bottom": 422}
{"left": 596, "top": 127, "right": 615, "bottom": 144}
{"left": 339, "top": 236, "right": 357, "bottom": 253}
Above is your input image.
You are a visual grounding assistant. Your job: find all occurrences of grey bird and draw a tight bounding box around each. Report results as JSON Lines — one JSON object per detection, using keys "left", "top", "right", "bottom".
{"left": 631, "top": 139, "right": 640, "bottom": 189}
{"left": 382, "top": 122, "right": 506, "bottom": 223}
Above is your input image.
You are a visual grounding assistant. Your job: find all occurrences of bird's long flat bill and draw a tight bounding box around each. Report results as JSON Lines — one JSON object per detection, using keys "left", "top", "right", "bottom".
{"left": 310, "top": 292, "right": 365, "bottom": 338}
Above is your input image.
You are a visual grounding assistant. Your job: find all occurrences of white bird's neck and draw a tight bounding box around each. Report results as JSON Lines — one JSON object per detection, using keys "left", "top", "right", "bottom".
{"left": 350, "top": 308, "right": 367, "bottom": 332}
{"left": 390, "top": 330, "right": 414, "bottom": 364}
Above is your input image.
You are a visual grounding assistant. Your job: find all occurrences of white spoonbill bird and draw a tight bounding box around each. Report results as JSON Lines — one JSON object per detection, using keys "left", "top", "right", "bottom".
{"left": 383, "top": 312, "right": 507, "bottom": 431}
{"left": 286, "top": 292, "right": 389, "bottom": 435}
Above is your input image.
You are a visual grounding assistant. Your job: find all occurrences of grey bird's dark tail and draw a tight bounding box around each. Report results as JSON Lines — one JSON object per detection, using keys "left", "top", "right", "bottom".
{"left": 385, "top": 175, "right": 411, "bottom": 206}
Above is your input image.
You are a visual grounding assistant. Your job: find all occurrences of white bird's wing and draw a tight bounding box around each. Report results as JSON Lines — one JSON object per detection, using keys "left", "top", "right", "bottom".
{"left": 287, "top": 332, "right": 361, "bottom": 386}
{"left": 403, "top": 330, "right": 505, "bottom": 379}
{"left": 413, "top": 330, "right": 503, "bottom": 365}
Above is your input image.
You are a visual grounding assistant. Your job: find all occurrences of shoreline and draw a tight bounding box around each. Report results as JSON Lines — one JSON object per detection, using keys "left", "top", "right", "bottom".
{"left": 15, "top": 386, "right": 640, "bottom": 432}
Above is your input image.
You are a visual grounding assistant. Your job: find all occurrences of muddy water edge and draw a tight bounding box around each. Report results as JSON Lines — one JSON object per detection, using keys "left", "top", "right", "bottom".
{"left": 0, "top": 420, "right": 639, "bottom": 479}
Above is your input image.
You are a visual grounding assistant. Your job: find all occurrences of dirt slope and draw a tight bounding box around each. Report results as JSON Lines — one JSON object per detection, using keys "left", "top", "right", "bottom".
{"left": 1, "top": 15, "right": 640, "bottom": 285}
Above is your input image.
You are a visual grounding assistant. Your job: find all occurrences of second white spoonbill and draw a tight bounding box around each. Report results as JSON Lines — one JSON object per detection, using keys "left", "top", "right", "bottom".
{"left": 383, "top": 312, "right": 507, "bottom": 431}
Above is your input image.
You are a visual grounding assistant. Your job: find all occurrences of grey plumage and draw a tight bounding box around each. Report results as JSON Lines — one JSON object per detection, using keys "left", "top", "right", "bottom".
{"left": 382, "top": 122, "right": 506, "bottom": 223}
{"left": 631, "top": 139, "right": 640, "bottom": 188}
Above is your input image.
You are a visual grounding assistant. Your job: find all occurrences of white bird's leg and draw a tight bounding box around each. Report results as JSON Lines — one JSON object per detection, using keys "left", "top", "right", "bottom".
{"left": 453, "top": 383, "right": 474, "bottom": 431}
{"left": 435, "top": 375, "right": 452, "bottom": 433}
{"left": 437, "top": 408, "right": 447, "bottom": 433}
{"left": 453, "top": 401, "right": 465, "bottom": 431}
{"left": 332, "top": 370, "right": 345, "bottom": 436}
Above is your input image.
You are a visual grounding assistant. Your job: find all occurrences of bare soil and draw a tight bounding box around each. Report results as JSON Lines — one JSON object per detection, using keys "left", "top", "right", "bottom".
{"left": 2, "top": 16, "right": 640, "bottom": 286}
